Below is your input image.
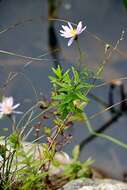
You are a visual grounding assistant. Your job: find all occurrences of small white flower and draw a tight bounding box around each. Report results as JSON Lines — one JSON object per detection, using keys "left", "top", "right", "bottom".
{"left": 0, "top": 96, "right": 21, "bottom": 118}
{"left": 60, "top": 21, "right": 86, "bottom": 46}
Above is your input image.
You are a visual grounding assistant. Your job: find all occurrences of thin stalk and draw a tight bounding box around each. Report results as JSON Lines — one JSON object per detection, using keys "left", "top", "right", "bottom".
{"left": 89, "top": 98, "right": 127, "bottom": 120}
{"left": 25, "top": 106, "right": 53, "bottom": 127}
{"left": 23, "top": 127, "right": 34, "bottom": 141}
{"left": 11, "top": 115, "right": 16, "bottom": 132}
{"left": 2, "top": 141, "right": 6, "bottom": 178}
{"left": 83, "top": 112, "right": 127, "bottom": 149}
{"left": 39, "top": 115, "right": 69, "bottom": 171}
{"left": 17, "top": 104, "right": 52, "bottom": 130}
{"left": 6, "top": 150, "right": 16, "bottom": 182}
{"left": 76, "top": 39, "right": 83, "bottom": 68}
{"left": 20, "top": 110, "right": 34, "bottom": 137}
{"left": 16, "top": 103, "right": 38, "bottom": 128}
{"left": 80, "top": 111, "right": 122, "bottom": 150}
{"left": 29, "top": 134, "right": 46, "bottom": 144}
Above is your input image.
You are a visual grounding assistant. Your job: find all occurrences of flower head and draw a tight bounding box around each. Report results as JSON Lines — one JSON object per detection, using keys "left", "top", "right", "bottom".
{"left": 60, "top": 21, "right": 86, "bottom": 46}
{"left": 0, "top": 96, "right": 21, "bottom": 118}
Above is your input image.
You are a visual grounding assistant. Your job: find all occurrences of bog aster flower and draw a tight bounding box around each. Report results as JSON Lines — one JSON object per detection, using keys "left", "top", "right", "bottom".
{"left": 0, "top": 96, "right": 21, "bottom": 118}
{"left": 60, "top": 21, "right": 86, "bottom": 46}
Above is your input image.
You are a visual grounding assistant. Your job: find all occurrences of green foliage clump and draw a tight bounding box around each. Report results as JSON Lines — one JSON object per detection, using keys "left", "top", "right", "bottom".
{"left": 49, "top": 66, "right": 93, "bottom": 119}
{"left": 63, "top": 145, "right": 93, "bottom": 180}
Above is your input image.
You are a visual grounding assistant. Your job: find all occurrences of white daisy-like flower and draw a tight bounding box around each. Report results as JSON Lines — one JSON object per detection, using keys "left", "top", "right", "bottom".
{"left": 0, "top": 96, "right": 21, "bottom": 118}
{"left": 60, "top": 21, "right": 86, "bottom": 46}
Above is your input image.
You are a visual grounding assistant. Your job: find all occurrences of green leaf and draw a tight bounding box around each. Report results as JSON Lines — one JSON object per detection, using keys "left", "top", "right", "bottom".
{"left": 72, "top": 67, "right": 79, "bottom": 84}
{"left": 54, "top": 81, "right": 72, "bottom": 90}
{"left": 70, "top": 112, "right": 85, "bottom": 122}
{"left": 63, "top": 70, "right": 71, "bottom": 83}
{"left": 49, "top": 75, "right": 57, "bottom": 83}
{"left": 43, "top": 127, "right": 51, "bottom": 136}
{"left": 0, "top": 144, "right": 7, "bottom": 158}
{"left": 3, "top": 127, "right": 9, "bottom": 132}
{"left": 52, "top": 159, "right": 61, "bottom": 167}
{"left": 72, "top": 145, "right": 80, "bottom": 161}
{"left": 82, "top": 158, "right": 94, "bottom": 167}
{"left": 52, "top": 94, "right": 66, "bottom": 100}
{"left": 8, "top": 132, "right": 21, "bottom": 149}
{"left": 50, "top": 66, "right": 91, "bottom": 119}
{"left": 76, "top": 92, "right": 89, "bottom": 102}
{"left": 52, "top": 65, "right": 62, "bottom": 78}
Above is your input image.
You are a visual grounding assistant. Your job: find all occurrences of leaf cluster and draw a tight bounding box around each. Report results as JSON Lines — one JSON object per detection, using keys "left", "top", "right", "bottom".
{"left": 15, "top": 145, "right": 47, "bottom": 190}
{"left": 0, "top": 136, "right": 16, "bottom": 190}
{"left": 49, "top": 66, "right": 93, "bottom": 119}
{"left": 63, "top": 145, "right": 94, "bottom": 180}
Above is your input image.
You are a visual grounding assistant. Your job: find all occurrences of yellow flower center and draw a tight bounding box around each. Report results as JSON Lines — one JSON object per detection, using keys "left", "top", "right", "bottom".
{"left": 70, "top": 29, "right": 77, "bottom": 37}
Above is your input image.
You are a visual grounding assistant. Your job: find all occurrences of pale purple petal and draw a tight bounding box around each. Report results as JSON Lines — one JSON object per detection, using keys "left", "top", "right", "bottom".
{"left": 77, "top": 21, "right": 82, "bottom": 34}
{"left": 68, "top": 22, "right": 73, "bottom": 30}
{"left": 81, "top": 26, "right": 87, "bottom": 33}
{"left": 68, "top": 37, "right": 74, "bottom": 46}
{"left": 60, "top": 30, "right": 73, "bottom": 38}
{"left": 60, "top": 33, "right": 66, "bottom": 37}
{"left": 62, "top": 25, "right": 70, "bottom": 32}
{"left": 60, "top": 21, "right": 86, "bottom": 46}
{"left": 60, "top": 30, "right": 66, "bottom": 34}
{"left": 61, "top": 25, "right": 66, "bottom": 30}
{"left": 0, "top": 96, "right": 21, "bottom": 116}
{"left": 6, "top": 97, "right": 13, "bottom": 107}
{"left": 12, "top": 103, "right": 20, "bottom": 109}
{"left": 60, "top": 33, "right": 73, "bottom": 38}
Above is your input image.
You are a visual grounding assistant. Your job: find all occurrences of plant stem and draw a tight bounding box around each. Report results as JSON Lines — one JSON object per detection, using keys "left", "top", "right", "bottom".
{"left": 11, "top": 115, "right": 16, "bottom": 132}
{"left": 83, "top": 112, "right": 127, "bottom": 149}
{"left": 76, "top": 39, "right": 82, "bottom": 69}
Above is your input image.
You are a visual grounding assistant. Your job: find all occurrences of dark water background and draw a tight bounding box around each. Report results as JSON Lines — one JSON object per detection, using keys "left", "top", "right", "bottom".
{"left": 0, "top": 0, "right": 127, "bottom": 179}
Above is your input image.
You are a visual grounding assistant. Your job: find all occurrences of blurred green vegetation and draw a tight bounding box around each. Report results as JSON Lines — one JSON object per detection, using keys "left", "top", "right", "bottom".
{"left": 123, "top": 0, "right": 127, "bottom": 9}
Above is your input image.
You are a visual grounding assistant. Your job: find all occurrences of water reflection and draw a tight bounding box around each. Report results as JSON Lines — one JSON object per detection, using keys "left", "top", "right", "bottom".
{"left": 48, "top": 22, "right": 61, "bottom": 68}
{"left": 48, "top": 0, "right": 61, "bottom": 68}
